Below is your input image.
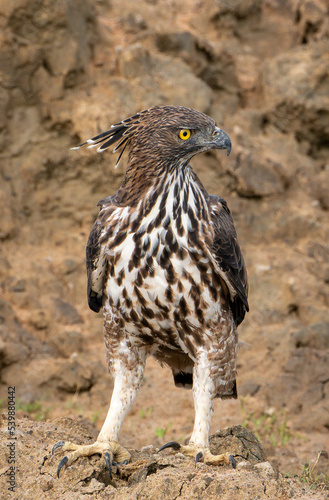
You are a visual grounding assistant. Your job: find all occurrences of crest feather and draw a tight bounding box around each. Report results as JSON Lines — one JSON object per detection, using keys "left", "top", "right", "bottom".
{"left": 71, "top": 112, "right": 143, "bottom": 166}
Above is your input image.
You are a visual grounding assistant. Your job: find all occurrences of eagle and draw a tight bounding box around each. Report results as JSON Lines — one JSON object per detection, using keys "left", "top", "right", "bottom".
{"left": 52, "top": 105, "right": 249, "bottom": 477}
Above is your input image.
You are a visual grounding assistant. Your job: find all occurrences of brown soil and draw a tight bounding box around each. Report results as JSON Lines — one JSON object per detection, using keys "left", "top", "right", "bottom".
{"left": 0, "top": 0, "right": 328, "bottom": 498}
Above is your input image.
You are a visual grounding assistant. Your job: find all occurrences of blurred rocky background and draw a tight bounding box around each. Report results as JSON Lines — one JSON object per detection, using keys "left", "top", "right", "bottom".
{"left": 0, "top": 0, "right": 328, "bottom": 495}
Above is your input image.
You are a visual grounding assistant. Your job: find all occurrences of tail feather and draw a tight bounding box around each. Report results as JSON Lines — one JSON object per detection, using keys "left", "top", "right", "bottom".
{"left": 173, "top": 371, "right": 193, "bottom": 389}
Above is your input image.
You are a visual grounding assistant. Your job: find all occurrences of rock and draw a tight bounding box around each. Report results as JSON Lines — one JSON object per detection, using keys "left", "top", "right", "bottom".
{"left": 264, "top": 40, "right": 329, "bottom": 153}
{"left": 0, "top": 340, "right": 30, "bottom": 368}
{"left": 156, "top": 31, "right": 202, "bottom": 61}
{"left": 0, "top": 298, "right": 15, "bottom": 322}
{"left": 210, "top": 0, "right": 262, "bottom": 19}
{"left": 210, "top": 426, "right": 267, "bottom": 464}
{"left": 81, "top": 477, "right": 106, "bottom": 494}
{"left": 29, "top": 309, "right": 49, "bottom": 330}
{"left": 238, "top": 380, "right": 261, "bottom": 397}
{"left": 0, "top": 300, "right": 34, "bottom": 369}
{"left": 260, "top": 347, "right": 329, "bottom": 431}
{"left": 227, "top": 123, "right": 317, "bottom": 200}
{"left": 155, "top": 31, "right": 240, "bottom": 95}
{"left": 117, "top": 44, "right": 153, "bottom": 80}
{"left": 235, "top": 54, "right": 262, "bottom": 107}
{"left": 52, "top": 330, "right": 84, "bottom": 358}
{"left": 285, "top": 348, "right": 328, "bottom": 385}
{"left": 8, "top": 106, "right": 40, "bottom": 156}
{"left": 206, "top": 0, "right": 300, "bottom": 61}
{"left": 116, "top": 44, "right": 212, "bottom": 112}
{"left": 5, "top": 0, "right": 98, "bottom": 80}
{"left": 0, "top": 189, "right": 16, "bottom": 240}
{"left": 54, "top": 354, "right": 105, "bottom": 393}
{"left": 294, "top": 0, "right": 329, "bottom": 43}
{"left": 8, "top": 278, "right": 26, "bottom": 293}
{"left": 120, "top": 12, "right": 148, "bottom": 33}
{"left": 54, "top": 298, "right": 83, "bottom": 325}
{"left": 232, "top": 148, "right": 286, "bottom": 197}
{"left": 0, "top": 417, "right": 322, "bottom": 500}
{"left": 253, "top": 460, "right": 276, "bottom": 477}
{"left": 307, "top": 165, "right": 329, "bottom": 213}
{"left": 243, "top": 200, "right": 322, "bottom": 245}
{"left": 307, "top": 240, "right": 329, "bottom": 283}
{"left": 58, "top": 259, "right": 80, "bottom": 275}
{"left": 293, "top": 322, "right": 329, "bottom": 349}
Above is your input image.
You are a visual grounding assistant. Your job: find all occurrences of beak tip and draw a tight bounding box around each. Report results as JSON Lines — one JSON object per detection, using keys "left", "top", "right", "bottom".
{"left": 223, "top": 134, "right": 232, "bottom": 156}
{"left": 214, "top": 128, "right": 232, "bottom": 156}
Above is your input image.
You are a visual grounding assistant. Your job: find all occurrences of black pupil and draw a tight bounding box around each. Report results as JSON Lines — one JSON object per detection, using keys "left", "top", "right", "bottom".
{"left": 183, "top": 131, "right": 187, "bottom": 136}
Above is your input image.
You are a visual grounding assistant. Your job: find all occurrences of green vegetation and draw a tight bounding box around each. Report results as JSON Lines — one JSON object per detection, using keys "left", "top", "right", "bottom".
{"left": 285, "top": 452, "right": 329, "bottom": 493}
{"left": 140, "top": 406, "right": 153, "bottom": 419}
{"left": 240, "top": 399, "right": 328, "bottom": 492}
{"left": 64, "top": 398, "right": 83, "bottom": 414}
{"left": 16, "top": 398, "right": 50, "bottom": 421}
{"left": 91, "top": 410, "right": 101, "bottom": 424}
{"left": 155, "top": 427, "right": 166, "bottom": 439}
{"left": 240, "top": 397, "right": 292, "bottom": 446}
{"left": 155, "top": 423, "right": 172, "bottom": 439}
{"left": 297, "top": 451, "right": 329, "bottom": 492}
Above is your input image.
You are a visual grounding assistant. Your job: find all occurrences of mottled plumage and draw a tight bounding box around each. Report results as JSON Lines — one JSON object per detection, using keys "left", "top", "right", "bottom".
{"left": 53, "top": 105, "right": 248, "bottom": 476}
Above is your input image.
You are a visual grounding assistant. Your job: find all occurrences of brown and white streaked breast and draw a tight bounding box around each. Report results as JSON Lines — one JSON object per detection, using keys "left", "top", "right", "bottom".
{"left": 101, "top": 163, "right": 229, "bottom": 358}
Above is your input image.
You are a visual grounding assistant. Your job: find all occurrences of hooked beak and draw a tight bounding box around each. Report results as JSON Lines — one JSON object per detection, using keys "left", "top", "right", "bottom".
{"left": 213, "top": 127, "right": 231, "bottom": 156}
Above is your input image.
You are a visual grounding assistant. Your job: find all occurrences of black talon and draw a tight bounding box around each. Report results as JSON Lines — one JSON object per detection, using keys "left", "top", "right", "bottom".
{"left": 112, "top": 459, "right": 129, "bottom": 466}
{"left": 57, "top": 456, "right": 68, "bottom": 478}
{"left": 52, "top": 441, "right": 65, "bottom": 455}
{"left": 104, "top": 451, "right": 112, "bottom": 479}
{"left": 229, "top": 454, "right": 237, "bottom": 469}
{"left": 157, "top": 441, "right": 181, "bottom": 453}
{"left": 195, "top": 451, "right": 203, "bottom": 465}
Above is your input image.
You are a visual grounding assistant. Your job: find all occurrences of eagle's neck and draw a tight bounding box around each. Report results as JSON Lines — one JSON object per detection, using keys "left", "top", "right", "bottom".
{"left": 114, "top": 158, "right": 193, "bottom": 207}
{"left": 115, "top": 159, "right": 208, "bottom": 216}
{"left": 117, "top": 161, "right": 214, "bottom": 252}
{"left": 142, "top": 163, "right": 207, "bottom": 221}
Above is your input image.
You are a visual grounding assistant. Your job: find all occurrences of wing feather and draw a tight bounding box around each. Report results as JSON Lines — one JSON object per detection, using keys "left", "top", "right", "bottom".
{"left": 86, "top": 196, "right": 117, "bottom": 312}
{"left": 208, "top": 195, "right": 249, "bottom": 326}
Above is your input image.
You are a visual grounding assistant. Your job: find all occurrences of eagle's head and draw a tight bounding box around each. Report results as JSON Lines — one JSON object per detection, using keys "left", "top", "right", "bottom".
{"left": 125, "top": 106, "right": 231, "bottom": 164}
{"left": 74, "top": 106, "right": 231, "bottom": 168}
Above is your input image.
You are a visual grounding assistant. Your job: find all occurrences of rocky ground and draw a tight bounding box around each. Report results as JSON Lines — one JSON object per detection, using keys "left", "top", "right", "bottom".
{"left": 0, "top": 415, "right": 325, "bottom": 500}
{"left": 0, "top": 0, "right": 328, "bottom": 498}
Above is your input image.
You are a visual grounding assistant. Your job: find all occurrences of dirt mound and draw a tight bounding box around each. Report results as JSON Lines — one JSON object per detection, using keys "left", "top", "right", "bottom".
{"left": 1, "top": 415, "right": 326, "bottom": 500}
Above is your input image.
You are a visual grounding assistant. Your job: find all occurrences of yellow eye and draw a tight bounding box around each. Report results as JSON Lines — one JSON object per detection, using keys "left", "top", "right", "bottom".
{"left": 179, "top": 129, "right": 191, "bottom": 140}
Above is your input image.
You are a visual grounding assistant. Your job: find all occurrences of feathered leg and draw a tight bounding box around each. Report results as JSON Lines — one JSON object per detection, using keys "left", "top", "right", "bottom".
{"left": 190, "top": 353, "right": 215, "bottom": 448}
{"left": 184, "top": 354, "right": 235, "bottom": 466}
{"left": 53, "top": 342, "right": 146, "bottom": 477}
{"left": 159, "top": 327, "right": 238, "bottom": 469}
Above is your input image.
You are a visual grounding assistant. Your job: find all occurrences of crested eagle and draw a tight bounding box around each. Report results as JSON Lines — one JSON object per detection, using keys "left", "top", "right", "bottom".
{"left": 53, "top": 105, "right": 248, "bottom": 476}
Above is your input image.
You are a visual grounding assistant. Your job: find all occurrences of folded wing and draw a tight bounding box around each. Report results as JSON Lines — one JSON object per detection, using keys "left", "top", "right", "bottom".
{"left": 208, "top": 195, "right": 249, "bottom": 326}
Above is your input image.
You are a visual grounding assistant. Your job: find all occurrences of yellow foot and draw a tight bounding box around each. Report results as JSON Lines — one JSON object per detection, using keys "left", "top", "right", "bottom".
{"left": 157, "top": 441, "right": 236, "bottom": 468}
{"left": 52, "top": 440, "right": 130, "bottom": 478}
